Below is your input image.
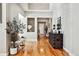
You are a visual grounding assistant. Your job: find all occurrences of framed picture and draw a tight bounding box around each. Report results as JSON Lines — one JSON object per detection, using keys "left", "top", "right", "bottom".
{"left": 27, "top": 18, "right": 35, "bottom": 32}
{"left": 0, "top": 3, "right": 2, "bottom": 23}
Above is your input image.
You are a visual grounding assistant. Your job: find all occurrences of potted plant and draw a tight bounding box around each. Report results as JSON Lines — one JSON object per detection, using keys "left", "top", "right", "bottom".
{"left": 6, "top": 17, "right": 26, "bottom": 55}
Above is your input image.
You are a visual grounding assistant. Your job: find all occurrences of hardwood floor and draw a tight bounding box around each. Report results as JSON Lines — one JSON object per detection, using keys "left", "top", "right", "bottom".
{"left": 16, "top": 37, "right": 68, "bottom": 56}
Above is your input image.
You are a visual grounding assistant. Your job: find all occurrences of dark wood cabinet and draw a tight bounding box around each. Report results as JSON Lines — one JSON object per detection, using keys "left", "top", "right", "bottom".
{"left": 49, "top": 32, "right": 63, "bottom": 49}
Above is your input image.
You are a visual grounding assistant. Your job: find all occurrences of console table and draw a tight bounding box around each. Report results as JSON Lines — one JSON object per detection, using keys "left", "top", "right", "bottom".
{"left": 49, "top": 32, "right": 63, "bottom": 49}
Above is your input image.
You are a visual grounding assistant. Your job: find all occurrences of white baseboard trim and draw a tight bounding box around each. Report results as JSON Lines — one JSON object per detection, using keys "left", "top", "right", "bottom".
{"left": 0, "top": 53, "right": 8, "bottom": 56}
{"left": 25, "top": 39, "right": 37, "bottom": 42}
{"left": 63, "top": 47, "right": 74, "bottom": 56}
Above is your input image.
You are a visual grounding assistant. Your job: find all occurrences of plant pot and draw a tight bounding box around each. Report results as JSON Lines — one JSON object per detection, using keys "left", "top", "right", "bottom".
{"left": 10, "top": 47, "right": 17, "bottom": 55}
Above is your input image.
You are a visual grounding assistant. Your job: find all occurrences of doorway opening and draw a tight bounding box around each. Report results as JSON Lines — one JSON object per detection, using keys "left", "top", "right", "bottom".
{"left": 37, "top": 18, "right": 52, "bottom": 40}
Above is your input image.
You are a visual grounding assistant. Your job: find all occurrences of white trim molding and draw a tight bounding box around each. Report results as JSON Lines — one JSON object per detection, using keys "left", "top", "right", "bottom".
{"left": 25, "top": 39, "right": 37, "bottom": 42}
{"left": 0, "top": 52, "right": 8, "bottom": 56}
{"left": 63, "top": 47, "right": 74, "bottom": 56}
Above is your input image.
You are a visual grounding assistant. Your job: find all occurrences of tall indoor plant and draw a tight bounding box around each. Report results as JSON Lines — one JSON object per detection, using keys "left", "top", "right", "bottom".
{"left": 7, "top": 17, "right": 26, "bottom": 55}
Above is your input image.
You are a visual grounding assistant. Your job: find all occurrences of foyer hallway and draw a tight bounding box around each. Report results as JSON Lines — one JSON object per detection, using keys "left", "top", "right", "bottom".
{"left": 16, "top": 37, "right": 68, "bottom": 56}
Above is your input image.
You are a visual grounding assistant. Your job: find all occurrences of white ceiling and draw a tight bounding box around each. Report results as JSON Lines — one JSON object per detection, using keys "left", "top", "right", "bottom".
{"left": 19, "top": 3, "right": 28, "bottom": 11}
{"left": 19, "top": 3, "right": 54, "bottom": 11}
{"left": 28, "top": 3, "right": 49, "bottom": 10}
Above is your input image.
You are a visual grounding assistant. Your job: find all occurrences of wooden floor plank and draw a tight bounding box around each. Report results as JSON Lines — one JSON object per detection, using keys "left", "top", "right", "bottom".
{"left": 16, "top": 37, "right": 68, "bottom": 56}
